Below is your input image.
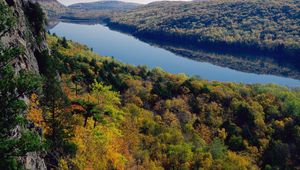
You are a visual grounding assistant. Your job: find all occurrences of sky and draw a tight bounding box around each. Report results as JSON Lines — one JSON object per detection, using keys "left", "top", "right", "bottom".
{"left": 58, "top": 0, "right": 191, "bottom": 6}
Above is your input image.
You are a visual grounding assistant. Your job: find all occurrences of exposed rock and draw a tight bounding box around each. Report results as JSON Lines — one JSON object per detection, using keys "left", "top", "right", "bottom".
{"left": 1, "top": 0, "right": 48, "bottom": 74}
{"left": 23, "top": 152, "right": 47, "bottom": 170}
{"left": 1, "top": 0, "right": 48, "bottom": 169}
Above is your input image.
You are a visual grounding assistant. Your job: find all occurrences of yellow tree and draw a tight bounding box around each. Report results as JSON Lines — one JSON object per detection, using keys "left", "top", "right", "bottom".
{"left": 27, "top": 93, "right": 47, "bottom": 131}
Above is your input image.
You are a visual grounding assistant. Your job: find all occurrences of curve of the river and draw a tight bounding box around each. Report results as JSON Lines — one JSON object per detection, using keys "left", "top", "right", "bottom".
{"left": 50, "top": 22, "right": 300, "bottom": 87}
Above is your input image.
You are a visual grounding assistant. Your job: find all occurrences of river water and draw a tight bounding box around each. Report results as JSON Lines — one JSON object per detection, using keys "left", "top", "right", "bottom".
{"left": 50, "top": 22, "right": 300, "bottom": 87}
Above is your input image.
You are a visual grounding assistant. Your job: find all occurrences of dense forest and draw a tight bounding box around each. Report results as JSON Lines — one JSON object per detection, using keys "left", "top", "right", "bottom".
{"left": 45, "top": 33, "right": 300, "bottom": 169}
{"left": 45, "top": 34, "right": 300, "bottom": 169}
{"left": 31, "top": 0, "right": 140, "bottom": 21}
{"left": 132, "top": 35, "right": 300, "bottom": 80}
{"left": 1, "top": 1, "right": 300, "bottom": 169}
{"left": 108, "top": 0, "right": 300, "bottom": 60}
{"left": 68, "top": 1, "right": 140, "bottom": 11}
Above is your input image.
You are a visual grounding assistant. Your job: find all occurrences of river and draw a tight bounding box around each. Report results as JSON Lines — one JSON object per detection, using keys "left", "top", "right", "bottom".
{"left": 50, "top": 21, "right": 300, "bottom": 87}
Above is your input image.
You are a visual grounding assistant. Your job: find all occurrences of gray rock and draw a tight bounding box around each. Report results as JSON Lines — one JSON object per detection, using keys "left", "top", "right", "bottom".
{"left": 1, "top": 0, "right": 49, "bottom": 169}
{"left": 24, "top": 152, "right": 47, "bottom": 170}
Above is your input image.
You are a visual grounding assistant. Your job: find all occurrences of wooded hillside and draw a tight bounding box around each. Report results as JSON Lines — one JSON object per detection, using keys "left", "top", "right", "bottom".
{"left": 44, "top": 34, "right": 300, "bottom": 169}
{"left": 109, "top": 0, "right": 300, "bottom": 59}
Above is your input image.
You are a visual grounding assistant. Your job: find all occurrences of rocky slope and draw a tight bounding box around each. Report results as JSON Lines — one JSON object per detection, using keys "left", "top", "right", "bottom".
{"left": 1, "top": 0, "right": 48, "bottom": 169}
{"left": 1, "top": 0, "right": 47, "bottom": 73}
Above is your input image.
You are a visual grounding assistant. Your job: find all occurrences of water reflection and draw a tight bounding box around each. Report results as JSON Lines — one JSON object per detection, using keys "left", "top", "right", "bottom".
{"left": 49, "top": 21, "right": 300, "bottom": 87}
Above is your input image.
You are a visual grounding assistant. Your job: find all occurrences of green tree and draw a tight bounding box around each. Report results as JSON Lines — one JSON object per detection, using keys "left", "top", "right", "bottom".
{"left": 38, "top": 51, "right": 76, "bottom": 168}
{"left": 71, "top": 99, "right": 100, "bottom": 127}
{"left": 25, "top": 1, "right": 46, "bottom": 35}
{"left": 72, "top": 73, "right": 84, "bottom": 96}
{"left": 167, "top": 144, "right": 193, "bottom": 169}
{"left": 0, "top": 44, "right": 43, "bottom": 169}
{"left": 209, "top": 138, "right": 227, "bottom": 160}
{"left": 0, "top": 1, "right": 15, "bottom": 37}
{"left": 61, "top": 37, "right": 69, "bottom": 48}
{"left": 91, "top": 80, "right": 120, "bottom": 106}
{"left": 263, "top": 140, "right": 291, "bottom": 169}
{"left": 228, "top": 135, "right": 244, "bottom": 151}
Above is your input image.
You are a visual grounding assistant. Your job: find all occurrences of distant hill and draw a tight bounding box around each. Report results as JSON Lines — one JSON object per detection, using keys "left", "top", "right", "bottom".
{"left": 68, "top": 1, "right": 141, "bottom": 11}
{"left": 108, "top": 0, "right": 300, "bottom": 60}
{"left": 2, "top": 1, "right": 300, "bottom": 169}
{"left": 31, "top": 0, "right": 67, "bottom": 18}
{"left": 32, "top": 0, "right": 141, "bottom": 21}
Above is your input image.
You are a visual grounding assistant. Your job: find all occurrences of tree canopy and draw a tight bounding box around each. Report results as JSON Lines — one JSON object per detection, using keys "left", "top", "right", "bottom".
{"left": 110, "top": 0, "right": 300, "bottom": 59}
{"left": 44, "top": 34, "right": 300, "bottom": 169}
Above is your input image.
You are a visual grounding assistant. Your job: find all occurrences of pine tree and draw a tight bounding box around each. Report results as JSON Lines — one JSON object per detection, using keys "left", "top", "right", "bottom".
{"left": 0, "top": 44, "right": 43, "bottom": 169}
{"left": 0, "top": 2, "right": 43, "bottom": 168}
{"left": 38, "top": 51, "right": 76, "bottom": 168}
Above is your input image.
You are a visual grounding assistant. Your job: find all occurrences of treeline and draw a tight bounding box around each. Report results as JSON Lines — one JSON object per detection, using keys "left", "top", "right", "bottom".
{"left": 44, "top": 34, "right": 300, "bottom": 169}
{"left": 108, "top": 0, "right": 300, "bottom": 60}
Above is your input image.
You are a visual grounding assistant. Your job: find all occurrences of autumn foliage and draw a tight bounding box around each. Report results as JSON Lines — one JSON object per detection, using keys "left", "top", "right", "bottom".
{"left": 43, "top": 34, "right": 300, "bottom": 169}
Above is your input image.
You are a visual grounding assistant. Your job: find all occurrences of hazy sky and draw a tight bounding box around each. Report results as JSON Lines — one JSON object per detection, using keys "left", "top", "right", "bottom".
{"left": 58, "top": 0, "right": 191, "bottom": 6}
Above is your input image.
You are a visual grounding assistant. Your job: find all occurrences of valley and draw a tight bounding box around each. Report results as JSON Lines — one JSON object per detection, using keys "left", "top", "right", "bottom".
{"left": 41, "top": 0, "right": 300, "bottom": 86}
{"left": 50, "top": 21, "right": 300, "bottom": 86}
{"left": 1, "top": 0, "right": 300, "bottom": 169}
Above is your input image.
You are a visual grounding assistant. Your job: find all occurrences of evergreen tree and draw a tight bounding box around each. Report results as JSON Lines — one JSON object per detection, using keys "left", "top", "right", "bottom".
{"left": 0, "top": 2, "right": 43, "bottom": 168}
{"left": 38, "top": 50, "right": 76, "bottom": 168}
{"left": 25, "top": 1, "right": 46, "bottom": 35}
{"left": 0, "top": 2, "right": 15, "bottom": 37}
{"left": 61, "top": 37, "right": 69, "bottom": 48}
{"left": 0, "top": 44, "right": 43, "bottom": 169}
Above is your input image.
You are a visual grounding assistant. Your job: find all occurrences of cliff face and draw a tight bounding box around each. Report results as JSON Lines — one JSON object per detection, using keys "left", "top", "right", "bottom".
{"left": 1, "top": 0, "right": 48, "bottom": 169}
{"left": 1, "top": 0, "right": 48, "bottom": 74}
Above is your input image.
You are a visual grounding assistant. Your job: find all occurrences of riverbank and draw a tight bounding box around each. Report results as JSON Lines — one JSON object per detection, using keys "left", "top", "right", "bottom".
{"left": 106, "top": 20, "right": 300, "bottom": 63}
{"left": 104, "top": 20, "right": 300, "bottom": 80}
{"left": 49, "top": 21, "right": 300, "bottom": 86}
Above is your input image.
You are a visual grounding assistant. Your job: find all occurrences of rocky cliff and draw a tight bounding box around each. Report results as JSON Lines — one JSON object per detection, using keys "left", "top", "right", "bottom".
{"left": 1, "top": 0, "right": 48, "bottom": 169}
{"left": 1, "top": 0, "right": 48, "bottom": 73}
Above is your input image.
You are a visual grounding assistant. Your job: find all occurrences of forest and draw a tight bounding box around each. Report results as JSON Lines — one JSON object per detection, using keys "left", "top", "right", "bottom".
{"left": 35, "top": 33, "right": 300, "bottom": 169}
{"left": 129, "top": 35, "right": 300, "bottom": 80}
{"left": 108, "top": 0, "right": 300, "bottom": 60}
{"left": 1, "top": 0, "right": 300, "bottom": 169}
